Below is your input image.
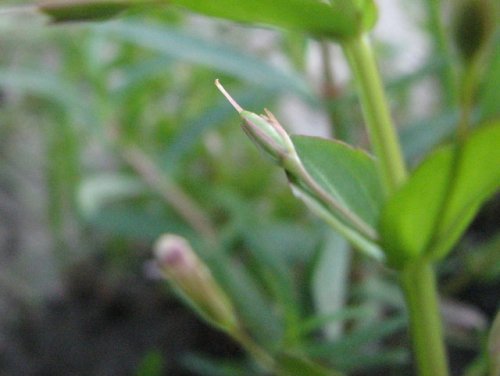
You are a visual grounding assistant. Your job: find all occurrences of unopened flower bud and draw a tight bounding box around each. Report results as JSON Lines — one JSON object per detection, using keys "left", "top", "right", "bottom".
{"left": 453, "top": 0, "right": 495, "bottom": 63}
{"left": 215, "top": 80, "right": 297, "bottom": 165}
{"left": 240, "top": 109, "right": 296, "bottom": 164}
{"left": 154, "top": 234, "right": 239, "bottom": 332}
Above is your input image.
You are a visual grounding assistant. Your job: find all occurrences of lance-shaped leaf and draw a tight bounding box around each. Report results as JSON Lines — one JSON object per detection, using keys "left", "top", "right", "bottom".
{"left": 37, "top": 0, "right": 378, "bottom": 39}
{"left": 94, "top": 21, "right": 310, "bottom": 96}
{"left": 169, "top": 0, "right": 370, "bottom": 39}
{"left": 380, "top": 121, "right": 500, "bottom": 269}
{"left": 292, "top": 136, "right": 383, "bottom": 231}
{"left": 290, "top": 135, "right": 385, "bottom": 260}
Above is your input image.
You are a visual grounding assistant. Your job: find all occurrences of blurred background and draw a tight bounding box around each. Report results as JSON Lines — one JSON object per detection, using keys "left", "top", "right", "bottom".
{"left": 0, "top": 0, "right": 498, "bottom": 375}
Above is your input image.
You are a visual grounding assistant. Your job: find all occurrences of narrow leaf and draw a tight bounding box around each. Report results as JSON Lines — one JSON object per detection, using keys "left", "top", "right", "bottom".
{"left": 297, "top": 306, "right": 370, "bottom": 337}
{"left": 95, "top": 21, "right": 311, "bottom": 96}
{"left": 311, "top": 230, "right": 351, "bottom": 339}
{"left": 288, "top": 135, "right": 384, "bottom": 259}
{"left": 37, "top": 0, "right": 376, "bottom": 39}
{"left": 169, "top": 0, "right": 356, "bottom": 38}
{"left": 304, "top": 316, "right": 406, "bottom": 358}
{"left": 39, "top": 0, "right": 147, "bottom": 23}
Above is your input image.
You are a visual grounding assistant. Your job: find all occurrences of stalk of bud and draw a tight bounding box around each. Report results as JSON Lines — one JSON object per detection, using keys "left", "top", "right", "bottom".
{"left": 154, "top": 234, "right": 239, "bottom": 332}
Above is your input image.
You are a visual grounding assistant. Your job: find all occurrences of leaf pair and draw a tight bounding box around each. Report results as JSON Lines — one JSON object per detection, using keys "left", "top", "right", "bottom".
{"left": 380, "top": 121, "right": 500, "bottom": 268}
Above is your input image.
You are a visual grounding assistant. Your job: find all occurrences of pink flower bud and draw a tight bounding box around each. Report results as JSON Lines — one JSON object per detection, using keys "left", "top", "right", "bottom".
{"left": 153, "top": 234, "right": 239, "bottom": 332}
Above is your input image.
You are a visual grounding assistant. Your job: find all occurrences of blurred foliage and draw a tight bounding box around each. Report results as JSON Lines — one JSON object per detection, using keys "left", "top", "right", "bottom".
{"left": 0, "top": 1, "right": 499, "bottom": 375}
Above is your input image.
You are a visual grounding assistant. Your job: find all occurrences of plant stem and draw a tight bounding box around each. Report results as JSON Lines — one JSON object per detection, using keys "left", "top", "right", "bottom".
{"left": 231, "top": 329, "right": 276, "bottom": 372}
{"left": 342, "top": 35, "right": 407, "bottom": 195}
{"left": 121, "top": 145, "right": 218, "bottom": 245}
{"left": 401, "top": 260, "right": 449, "bottom": 376}
{"left": 319, "top": 41, "right": 351, "bottom": 142}
{"left": 425, "top": 0, "right": 458, "bottom": 107}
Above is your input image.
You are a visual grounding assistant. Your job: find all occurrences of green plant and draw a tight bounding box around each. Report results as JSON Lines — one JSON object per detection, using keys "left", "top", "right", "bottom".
{"left": 2, "top": 0, "right": 499, "bottom": 375}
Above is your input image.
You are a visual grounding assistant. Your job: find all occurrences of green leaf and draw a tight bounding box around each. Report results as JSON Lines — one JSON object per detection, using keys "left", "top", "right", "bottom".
{"left": 297, "top": 306, "right": 371, "bottom": 337}
{"left": 330, "top": 349, "right": 408, "bottom": 373}
{"left": 95, "top": 21, "right": 311, "bottom": 96}
{"left": 89, "top": 204, "right": 190, "bottom": 240}
{"left": 207, "top": 251, "right": 284, "bottom": 347}
{"left": 39, "top": 0, "right": 378, "bottom": 38}
{"left": 292, "top": 136, "right": 383, "bottom": 228}
{"left": 0, "top": 68, "right": 87, "bottom": 118}
{"left": 39, "top": 0, "right": 143, "bottom": 23}
{"left": 241, "top": 224, "right": 303, "bottom": 344}
{"left": 380, "top": 121, "right": 500, "bottom": 268}
{"left": 479, "top": 38, "right": 500, "bottom": 120}
{"left": 304, "top": 316, "right": 406, "bottom": 358}
{"left": 169, "top": 0, "right": 360, "bottom": 39}
{"left": 291, "top": 135, "right": 384, "bottom": 259}
{"left": 311, "top": 230, "right": 350, "bottom": 339}
{"left": 77, "top": 174, "right": 146, "bottom": 218}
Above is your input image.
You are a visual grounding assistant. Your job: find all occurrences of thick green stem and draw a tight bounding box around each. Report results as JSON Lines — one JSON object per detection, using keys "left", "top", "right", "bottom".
{"left": 342, "top": 35, "right": 407, "bottom": 195}
{"left": 401, "top": 260, "right": 449, "bottom": 376}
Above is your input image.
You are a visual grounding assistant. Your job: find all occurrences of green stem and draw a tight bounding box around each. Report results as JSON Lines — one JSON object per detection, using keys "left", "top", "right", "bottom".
{"left": 457, "top": 53, "right": 482, "bottom": 139}
{"left": 342, "top": 35, "right": 407, "bottom": 195}
{"left": 120, "top": 145, "right": 218, "bottom": 245}
{"left": 401, "top": 260, "right": 449, "bottom": 376}
{"left": 231, "top": 329, "right": 275, "bottom": 372}
{"left": 425, "top": 0, "right": 458, "bottom": 106}
{"left": 320, "top": 41, "right": 351, "bottom": 142}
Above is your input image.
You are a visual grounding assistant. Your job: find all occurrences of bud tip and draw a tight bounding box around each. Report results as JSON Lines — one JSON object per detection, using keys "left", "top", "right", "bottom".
{"left": 154, "top": 234, "right": 193, "bottom": 269}
{"left": 215, "top": 79, "right": 244, "bottom": 113}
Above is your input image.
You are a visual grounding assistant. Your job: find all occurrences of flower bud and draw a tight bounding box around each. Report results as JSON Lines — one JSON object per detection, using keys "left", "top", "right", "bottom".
{"left": 215, "top": 80, "right": 297, "bottom": 165}
{"left": 453, "top": 0, "right": 495, "bottom": 63}
{"left": 240, "top": 109, "right": 297, "bottom": 164}
{"left": 154, "top": 234, "right": 239, "bottom": 332}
